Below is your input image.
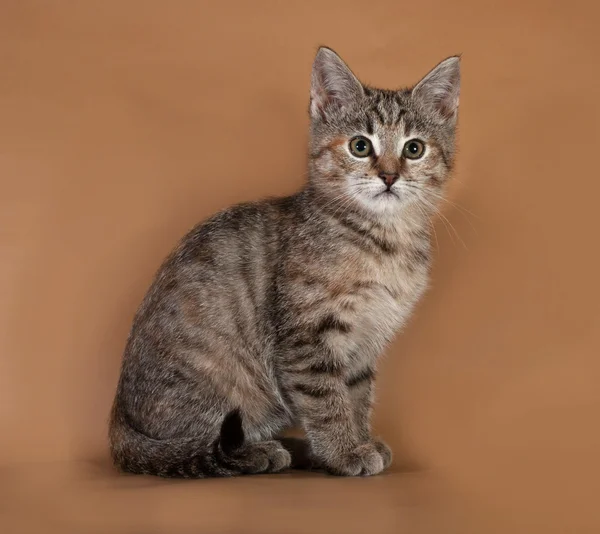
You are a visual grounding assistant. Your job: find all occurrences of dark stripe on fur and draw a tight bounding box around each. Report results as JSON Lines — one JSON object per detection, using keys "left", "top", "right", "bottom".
{"left": 293, "top": 382, "right": 335, "bottom": 398}
{"left": 346, "top": 367, "right": 375, "bottom": 388}
{"left": 311, "top": 412, "right": 343, "bottom": 426}
{"left": 365, "top": 114, "right": 374, "bottom": 135}
{"left": 394, "top": 107, "right": 406, "bottom": 126}
{"left": 312, "top": 145, "right": 330, "bottom": 160}
{"left": 315, "top": 314, "right": 351, "bottom": 335}
{"left": 308, "top": 359, "right": 343, "bottom": 374}
{"left": 372, "top": 105, "right": 386, "bottom": 125}
{"left": 338, "top": 216, "right": 397, "bottom": 255}
{"left": 408, "top": 246, "right": 431, "bottom": 265}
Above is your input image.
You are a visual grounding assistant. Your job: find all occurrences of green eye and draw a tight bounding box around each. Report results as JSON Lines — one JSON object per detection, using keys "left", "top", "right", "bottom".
{"left": 402, "top": 139, "right": 425, "bottom": 159}
{"left": 349, "top": 136, "right": 373, "bottom": 158}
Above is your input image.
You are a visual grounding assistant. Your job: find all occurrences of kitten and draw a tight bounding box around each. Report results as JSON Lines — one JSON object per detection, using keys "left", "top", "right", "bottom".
{"left": 109, "top": 47, "right": 460, "bottom": 478}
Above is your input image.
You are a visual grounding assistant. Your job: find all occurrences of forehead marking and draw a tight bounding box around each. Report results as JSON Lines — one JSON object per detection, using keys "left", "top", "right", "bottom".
{"left": 394, "top": 108, "right": 407, "bottom": 126}
{"left": 366, "top": 94, "right": 387, "bottom": 125}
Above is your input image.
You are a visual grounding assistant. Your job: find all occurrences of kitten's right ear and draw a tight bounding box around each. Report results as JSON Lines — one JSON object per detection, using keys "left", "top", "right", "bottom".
{"left": 310, "top": 47, "right": 364, "bottom": 120}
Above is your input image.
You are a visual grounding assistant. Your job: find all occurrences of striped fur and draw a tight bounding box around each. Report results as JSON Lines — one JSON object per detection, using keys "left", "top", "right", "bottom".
{"left": 109, "top": 47, "right": 460, "bottom": 478}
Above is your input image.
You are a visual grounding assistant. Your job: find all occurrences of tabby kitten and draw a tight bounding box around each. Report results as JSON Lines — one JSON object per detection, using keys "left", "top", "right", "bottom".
{"left": 109, "top": 47, "right": 460, "bottom": 478}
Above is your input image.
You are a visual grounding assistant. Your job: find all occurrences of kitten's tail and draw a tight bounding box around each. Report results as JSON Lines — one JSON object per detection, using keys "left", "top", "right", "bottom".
{"left": 109, "top": 405, "right": 247, "bottom": 478}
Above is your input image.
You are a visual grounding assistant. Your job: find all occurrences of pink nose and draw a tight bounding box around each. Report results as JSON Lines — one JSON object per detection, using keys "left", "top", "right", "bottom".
{"left": 378, "top": 172, "right": 399, "bottom": 187}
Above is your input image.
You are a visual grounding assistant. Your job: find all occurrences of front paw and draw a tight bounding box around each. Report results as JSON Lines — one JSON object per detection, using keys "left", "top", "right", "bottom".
{"left": 372, "top": 439, "right": 392, "bottom": 469}
{"left": 326, "top": 443, "right": 385, "bottom": 477}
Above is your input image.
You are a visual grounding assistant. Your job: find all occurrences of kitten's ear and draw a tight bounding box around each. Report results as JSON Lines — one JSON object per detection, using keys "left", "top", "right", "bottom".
{"left": 310, "top": 47, "right": 364, "bottom": 119}
{"left": 412, "top": 56, "right": 461, "bottom": 122}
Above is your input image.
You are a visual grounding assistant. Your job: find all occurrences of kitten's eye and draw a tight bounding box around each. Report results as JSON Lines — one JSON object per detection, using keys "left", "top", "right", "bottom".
{"left": 402, "top": 139, "right": 425, "bottom": 159}
{"left": 349, "top": 136, "right": 373, "bottom": 158}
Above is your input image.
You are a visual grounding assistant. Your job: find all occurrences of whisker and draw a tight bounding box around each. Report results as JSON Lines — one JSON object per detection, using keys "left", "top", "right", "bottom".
{"left": 419, "top": 196, "right": 467, "bottom": 250}
{"left": 399, "top": 182, "right": 475, "bottom": 245}
{"left": 410, "top": 198, "right": 439, "bottom": 254}
{"left": 421, "top": 187, "right": 480, "bottom": 222}
{"left": 418, "top": 189, "right": 479, "bottom": 235}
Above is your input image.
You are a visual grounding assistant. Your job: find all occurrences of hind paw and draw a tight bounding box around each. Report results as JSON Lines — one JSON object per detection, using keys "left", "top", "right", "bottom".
{"left": 244, "top": 440, "right": 292, "bottom": 474}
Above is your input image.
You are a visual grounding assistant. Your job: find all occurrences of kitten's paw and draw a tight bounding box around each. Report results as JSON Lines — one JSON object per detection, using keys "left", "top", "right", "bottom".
{"left": 245, "top": 440, "right": 292, "bottom": 474}
{"left": 266, "top": 443, "right": 293, "bottom": 473}
{"left": 326, "top": 443, "right": 385, "bottom": 477}
{"left": 373, "top": 439, "right": 392, "bottom": 469}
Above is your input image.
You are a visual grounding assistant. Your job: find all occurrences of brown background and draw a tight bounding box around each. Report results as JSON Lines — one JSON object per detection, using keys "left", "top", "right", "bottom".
{"left": 2, "top": 1, "right": 599, "bottom": 532}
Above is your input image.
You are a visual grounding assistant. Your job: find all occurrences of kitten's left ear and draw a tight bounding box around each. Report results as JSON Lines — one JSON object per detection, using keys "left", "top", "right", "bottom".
{"left": 310, "top": 47, "right": 364, "bottom": 119}
{"left": 412, "top": 56, "right": 461, "bottom": 122}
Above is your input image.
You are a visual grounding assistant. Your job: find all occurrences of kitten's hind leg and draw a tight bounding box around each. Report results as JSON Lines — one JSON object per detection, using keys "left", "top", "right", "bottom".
{"left": 220, "top": 409, "right": 291, "bottom": 474}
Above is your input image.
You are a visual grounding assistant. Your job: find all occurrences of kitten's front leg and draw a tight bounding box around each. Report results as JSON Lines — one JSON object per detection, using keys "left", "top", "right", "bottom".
{"left": 350, "top": 373, "right": 392, "bottom": 470}
{"left": 286, "top": 361, "right": 386, "bottom": 477}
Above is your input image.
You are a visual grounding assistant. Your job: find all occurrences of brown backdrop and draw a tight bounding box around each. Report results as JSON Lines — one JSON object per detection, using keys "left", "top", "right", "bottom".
{"left": 2, "top": 1, "right": 599, "bottom": 533}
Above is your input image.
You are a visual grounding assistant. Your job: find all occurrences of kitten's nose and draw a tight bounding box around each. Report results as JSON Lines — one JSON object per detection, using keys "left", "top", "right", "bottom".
{"left": 378, "top": 172, "right": 399, "bottom": 187}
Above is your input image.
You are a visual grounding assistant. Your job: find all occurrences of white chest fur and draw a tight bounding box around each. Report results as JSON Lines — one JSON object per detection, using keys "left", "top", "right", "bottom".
{"left": 359, "top": 255, "right": 428, "bottom": 355}
{"left": 323, "top": 249, "right": 430, "bottom": 370}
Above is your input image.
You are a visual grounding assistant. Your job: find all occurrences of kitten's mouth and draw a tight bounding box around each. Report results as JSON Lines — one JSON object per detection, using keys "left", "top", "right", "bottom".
{"left": 375, "top": 189, "right": 399, "bottom": 199}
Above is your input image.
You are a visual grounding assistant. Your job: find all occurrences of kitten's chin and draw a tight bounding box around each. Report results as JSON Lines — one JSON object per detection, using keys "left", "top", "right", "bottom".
{"left": 357, "top": 189, "right": 410, "bottom": 217}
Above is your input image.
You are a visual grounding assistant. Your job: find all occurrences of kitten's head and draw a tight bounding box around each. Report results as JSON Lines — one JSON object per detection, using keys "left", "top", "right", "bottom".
{"left": 308, "top": 47, "right": 460, "bottom": 219}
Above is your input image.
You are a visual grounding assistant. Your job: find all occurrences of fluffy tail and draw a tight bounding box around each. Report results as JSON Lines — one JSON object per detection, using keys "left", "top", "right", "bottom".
{"left": 109, "top": 405, "right": 246, "bottom": 478}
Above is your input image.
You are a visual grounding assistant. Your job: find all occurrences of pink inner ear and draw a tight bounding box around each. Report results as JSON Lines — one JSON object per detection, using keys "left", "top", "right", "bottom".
{"left": 438, "top": 92, "right": 460, "bottom": 119}
{"left": 311, "top": 85, "right": 343, "bottom": 119}
{"left": 310, "top": 86, "right": 330, "bottom": 118}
